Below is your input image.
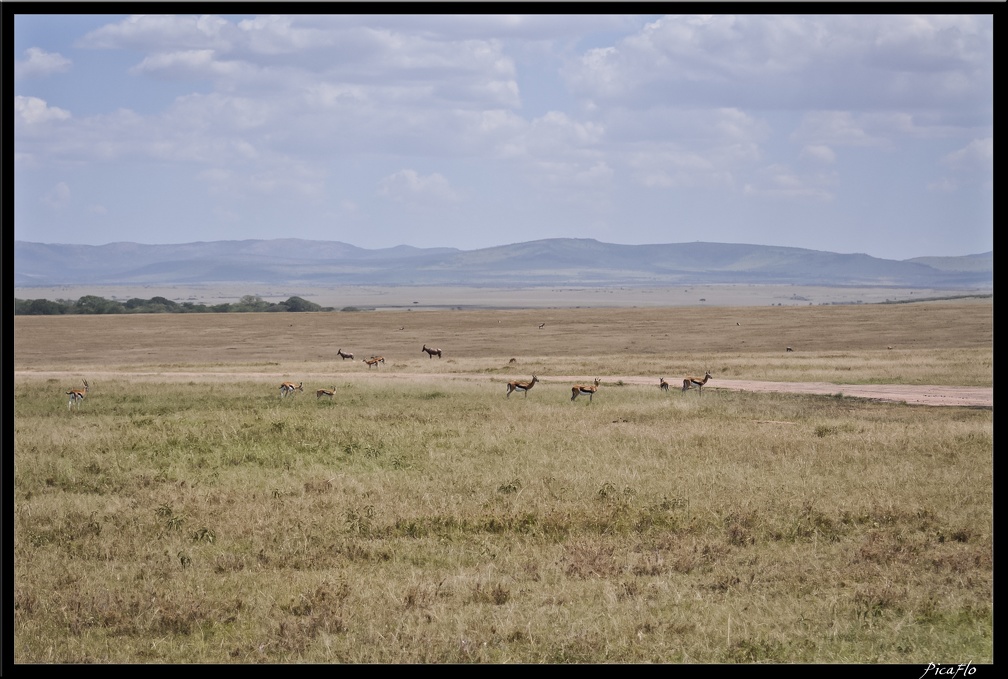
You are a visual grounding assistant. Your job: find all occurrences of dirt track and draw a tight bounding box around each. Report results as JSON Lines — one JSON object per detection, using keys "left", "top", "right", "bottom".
{"left": 13, "top": 370, "right": 993, "bottom": 408}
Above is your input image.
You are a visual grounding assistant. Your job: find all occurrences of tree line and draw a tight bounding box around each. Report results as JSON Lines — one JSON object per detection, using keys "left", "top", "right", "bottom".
{"left": 13, "top": 294, "right": 336, "bottom": 315}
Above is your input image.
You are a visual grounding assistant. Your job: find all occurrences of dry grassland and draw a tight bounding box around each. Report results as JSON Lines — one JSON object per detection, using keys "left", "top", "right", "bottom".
{"left": 12, "top": 297, "right": 993, "bottom": 663}
{"left": 13, "top": 297, "right": 993, "bottom": 383}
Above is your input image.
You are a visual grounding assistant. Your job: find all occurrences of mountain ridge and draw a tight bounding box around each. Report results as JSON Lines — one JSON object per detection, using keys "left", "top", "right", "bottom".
{"left": 13, "top": 238, "right": 993, "bottom": 289}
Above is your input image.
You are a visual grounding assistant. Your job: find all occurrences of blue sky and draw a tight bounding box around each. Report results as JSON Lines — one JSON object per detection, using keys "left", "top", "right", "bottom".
{"left": 12, "top": 12, "right": 993, "bottom": 260}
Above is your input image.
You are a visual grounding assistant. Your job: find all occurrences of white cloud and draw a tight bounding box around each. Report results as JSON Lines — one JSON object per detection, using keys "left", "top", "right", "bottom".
{"left": 743, "top": 164, "right": 834, "bottom": 201}
{"left": 14, "top": 96, "right": 71, "bottom": 124}
{"left": 800, "top": 145, "right": 836, "bottom": 164}
{"left": 81, "top": 14, "right": 236, "bottom": 51}
{"left": 377, "top": 169, "right": 460, "bottom": 204}
{"left": 44, "top": 182, "right": 71, "bottom": 209}
{"left": 563, "top": 15, "right": 991, "bottom": 113}
{"left": 14, "top": 47, "right": 72, "bottom": 79}
{"left": 791, "top": 111, "right": 890, "bottom": 149}
{"left": 942, "top": 137, "right": 993, "bottom": 172}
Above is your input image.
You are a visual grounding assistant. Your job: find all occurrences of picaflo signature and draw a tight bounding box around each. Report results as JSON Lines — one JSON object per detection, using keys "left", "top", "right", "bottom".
{"left": 919, "top": 663, "right": 976, "bottom": 679}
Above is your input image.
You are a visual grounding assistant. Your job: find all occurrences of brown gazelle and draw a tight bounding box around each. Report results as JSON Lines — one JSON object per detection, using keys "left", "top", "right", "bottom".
{"left": 506, "top": 375, "right": 539, "bottom": 398}
{"left": 682, "top": 371, "right": 712, "bottom": 396}
{"left": 280, "top": 381, "right": 303, "bottom": 398}
{"left": 571, "top": 378, "right": 601, "bottom": 403}
{"left": 422, "top": 344, "right": 442, "bottom": 359}
{"left": 316, "top": 386, "right": 336, "bottom": 400}
{"left": 337, "top": 349, "right": 354, "bottom": 360}
{"left": 363, "top": 356, "right": 384, "bottom": 369}
{"left": 66, "top": 379, "right": 89, "bottom": 410}
{"left": 660, "top": 377, "right": 670, "bottom": 392}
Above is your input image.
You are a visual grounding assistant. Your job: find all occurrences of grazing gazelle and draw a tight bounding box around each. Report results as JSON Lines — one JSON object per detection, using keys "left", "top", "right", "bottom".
{"left": 280, "top": 381, "right": 303, "bottom": 398}
{"left": 66, "top": 379, "right": 89, "bottom": 410}
{"left": 571, "top": 378, "right": 601, "bottom": 403}
{"left": 422, "top": 344, "right": 442, "bottom": 359}
{"left": 682, "top": 371, "right": 712, "bottom": 396}
{"left": 506, "top": 375, "right": 539, "bottom": 398}
{"left": 316, "top": 386, "right": 336, "bottom": 400}
{"left": 659, "top": 377, "right": 670, "bottom": 392}
{"left": 337, "top": 348, "right": 354, "bottom": 360}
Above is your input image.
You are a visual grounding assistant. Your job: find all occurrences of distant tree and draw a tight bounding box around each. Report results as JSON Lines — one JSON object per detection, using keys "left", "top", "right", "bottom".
{"left": 15, "top": 298, "right": 67, "bottom": 315}
{"left": 282, "top": 296, "right": 322, "bottom": 312}
{"left": 75, "top": 295, "right": 124, "bottom": 314}
{"left": 235, "top": 295, "right": 270, "bottom": 312}
{"left": 149, "top": 296, "right": 179, "bottom": 309}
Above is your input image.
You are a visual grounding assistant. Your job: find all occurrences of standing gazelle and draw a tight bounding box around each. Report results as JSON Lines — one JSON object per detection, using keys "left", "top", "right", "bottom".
{"left": 506, "top": 375, "right": 539, "bottom": 398}
{"left": 571, "top": 378, "right": 601, "bottom": 403}
{"left": 422, "top": 344, "right": 442, "bottom": 359}
{"left": 660, "top": 377, "right": 670, "bottom": 392}
{"left": 280, "top": 381, "right": 304, "bottom": 398}
{"left": 66, "top": 379, "right": 89, "bottom": 410}
{"left": 682, "top": 371, "right": 712, "bottom": 396}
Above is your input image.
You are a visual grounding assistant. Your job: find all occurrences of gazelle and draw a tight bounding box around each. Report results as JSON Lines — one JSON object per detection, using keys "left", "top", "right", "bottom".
{"left": 506, "top": 375, "right": 539, "bottom": 398}
{"left": 316, "top": 386, "right": 336, "bottom": 400}
{"left": 280, "top": 381, "right": 303, "bottom": 398}
{"left": 422, "top": 344, "right": 442, "bottom": 359}
{"left": 363, "top": 356, "right": 384, "bottom": 369}
{"left": 337, "top": 349, "right": 354, "bottom": 360}
{"left": 571, "top": 378, "right": 601, "bottom": 403}
{"left": 682, "top": 371, "right": 712, "bottom": 396}
{"left": 66, "top": 379, "right": 89, "bottom": 410}
{"left": 660, "top": 377, "right": 670, "bottom": 392}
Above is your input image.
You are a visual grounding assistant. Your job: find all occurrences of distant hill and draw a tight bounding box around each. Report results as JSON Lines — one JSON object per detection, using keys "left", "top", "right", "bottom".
{"left": 13, "top": 238, "right": 993, "bottom": 289}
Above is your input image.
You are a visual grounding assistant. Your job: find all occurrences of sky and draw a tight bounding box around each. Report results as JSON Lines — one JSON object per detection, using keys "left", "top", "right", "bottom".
{"left": 11, "top": 12, "right": 994, "bottom": 261}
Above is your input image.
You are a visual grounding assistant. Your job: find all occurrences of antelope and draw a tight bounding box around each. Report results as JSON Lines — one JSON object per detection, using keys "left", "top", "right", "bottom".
{"left": 280, "top": 381, "right": 303, "bottom": 398}
{"left": 682, "top": 371, "right": 712, "bottom": 396}
{"left": 422, "top": 344, "right": 442, "bottom": 359}
{"left": 66, "top": 379, "right": 89, "bottom": 410}
{"left": 316, "top": 386, "right": 336, "bottom": 400}
{"left": 506, "top": 375, "right": 539, "bottom": 398}
{"left": 363, "top": 356, "right": 384, "bottom": 369}
{"left": 786, "top": 346, "right": 794, "bottom": 352}
{"left": 337, "top": 348, "right": 354, "bottom": 360}
{"left": 571, "top": 378, "right": 601, "bottom": 403}
{"left": 659, "top": 377, "right": 670, "bottom": 392}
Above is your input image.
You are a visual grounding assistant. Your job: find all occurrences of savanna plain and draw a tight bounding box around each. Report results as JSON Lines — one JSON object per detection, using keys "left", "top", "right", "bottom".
{"left": 12, "top": 297, "right": 993, "bottom": 663}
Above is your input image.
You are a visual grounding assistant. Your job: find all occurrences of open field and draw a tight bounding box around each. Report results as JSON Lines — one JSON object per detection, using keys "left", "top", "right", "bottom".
{"left": 12, "top": 299, "right": 993, "bottom": 663}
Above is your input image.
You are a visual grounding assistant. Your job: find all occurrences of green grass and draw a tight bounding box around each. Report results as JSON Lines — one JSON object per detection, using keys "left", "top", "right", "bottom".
{"left": 13, "top": 377, "right": 992, "bottom": 663}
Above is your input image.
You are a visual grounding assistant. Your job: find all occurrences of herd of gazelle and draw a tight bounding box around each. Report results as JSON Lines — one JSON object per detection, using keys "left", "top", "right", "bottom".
{"left": 62, "top": 341, "right": 713, "bottom": 408}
